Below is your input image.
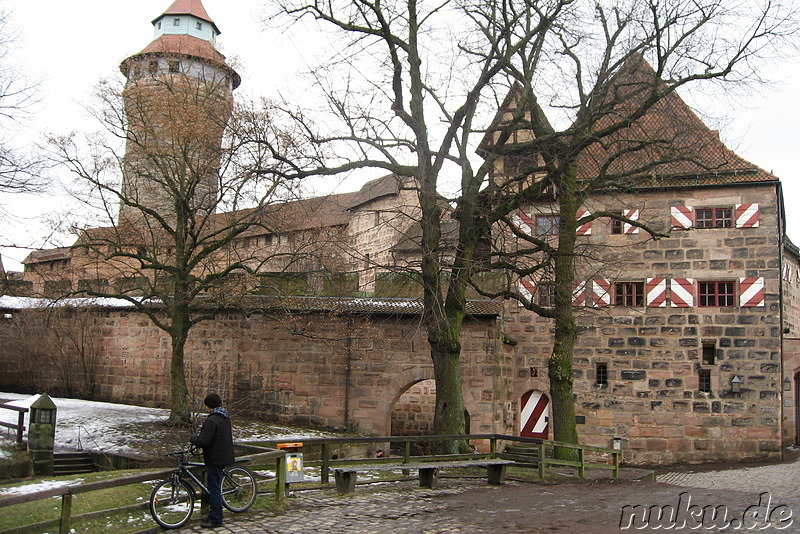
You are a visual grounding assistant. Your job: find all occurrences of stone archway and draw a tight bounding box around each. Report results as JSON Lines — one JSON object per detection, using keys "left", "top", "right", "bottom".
{"left": 391, "top": 379, "right": 437, "bottom": 437}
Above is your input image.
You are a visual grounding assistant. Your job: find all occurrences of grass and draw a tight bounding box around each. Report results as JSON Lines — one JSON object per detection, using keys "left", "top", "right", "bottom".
{"left": 0, "top": 469, "right": 286, "bottom": 533}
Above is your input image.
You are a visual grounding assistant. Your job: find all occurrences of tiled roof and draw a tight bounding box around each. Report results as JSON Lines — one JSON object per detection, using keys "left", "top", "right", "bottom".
{"left": 236, "top": 296, "right": 503, "bottom": 316}
{"left": 135, "top": 34, "right": 226, "bottom": 65}
{"left": 346, "top": 174, "right": 404, "bottom": 210}
{"left": 158, "top": 0, "right": 216, "bottom": 28}
{"left": 482, "top": 57, "right": 776, "bottom": 189}
{"left": 0, "top": 295, "right": 503, "bottom": 317}
{"left": 21, "top": 247, "right": 72, "bottom": 265}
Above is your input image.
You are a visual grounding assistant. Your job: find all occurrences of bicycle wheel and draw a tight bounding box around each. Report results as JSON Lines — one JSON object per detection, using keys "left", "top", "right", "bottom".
{"left": 222, "top": 465, "right": 257, "bottom": 512}
{"left": 150, "top": 478, "right": 195, "bottom": 529}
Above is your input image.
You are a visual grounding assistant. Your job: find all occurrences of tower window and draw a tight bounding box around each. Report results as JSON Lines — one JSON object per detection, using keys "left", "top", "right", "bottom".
{"left": 174, "top": 18, "right": 181, "bottom": 26}
{"left": 614, "top": 281, "right": 644, "bottom": 306}
{"left": 148, "top": 60, "right": 159, "bottom": 74}
{"left": 699, "top": 369, "right": 712, "bottom": 393}
{"left": 537, "top": 283, "right": 555, "bottom": 307}
{"left": 169, "top": 61, "right": 180, "bottom": 73}
{"left": 596, "top": 363, "right": 608, "bottom": 386}
{"left": 158, "top": 22, "right": 162, "bottom": 29}
{"left": 702, "top": 342, "right": 716, "bottom": 365}
{"left": 535, "top": 215, "right": 559, "bottom": 235}
{"left": 197, "top": 22, "right": 203, "bottom": 30}
{"left": 698, "top": 281, "right": 735, "bottom": 307}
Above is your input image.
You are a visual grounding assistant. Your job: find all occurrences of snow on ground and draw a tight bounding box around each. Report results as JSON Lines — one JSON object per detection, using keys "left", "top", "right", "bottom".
{"left": 0, "top": 478, "right": 83, "bottom": 496}
{"left": 0, "top": 392, "right": 339, "bottom": 458}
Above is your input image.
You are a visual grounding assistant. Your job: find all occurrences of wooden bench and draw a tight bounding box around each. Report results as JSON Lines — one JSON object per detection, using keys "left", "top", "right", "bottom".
{"left": 332, "top": 459, "right": 514, "bottom": 496}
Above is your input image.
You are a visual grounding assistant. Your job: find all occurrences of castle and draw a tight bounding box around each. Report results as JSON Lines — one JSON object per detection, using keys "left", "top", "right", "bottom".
{"left": 2, "top": 0, "right": 799, "bottom": 465}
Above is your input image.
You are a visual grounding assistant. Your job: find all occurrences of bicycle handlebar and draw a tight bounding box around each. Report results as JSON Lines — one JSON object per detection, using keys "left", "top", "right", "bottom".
{"left": 164, "top": 444, "right": 201, "bottom": 459}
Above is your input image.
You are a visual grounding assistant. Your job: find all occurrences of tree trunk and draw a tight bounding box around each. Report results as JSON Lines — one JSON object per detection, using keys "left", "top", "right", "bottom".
{"left": 167, "top": 302, "right": 191, "bottom": 426}
{"left": 549, "top": 163, "right": 580, "bottom": 458}
{"left": 430, "top": 332, "right": 467, "bottom": 453}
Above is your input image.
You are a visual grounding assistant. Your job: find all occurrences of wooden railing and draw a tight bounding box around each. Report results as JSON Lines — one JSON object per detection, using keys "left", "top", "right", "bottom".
{"left": 0, "top": 445, "right": 287, "bottom": 534}
{"left": 0, "top": 402, "right": 28, "bottom": 444}
{"left": 0, "top": 435, "right": 621, "bottom": 533}
{"left": 260, "top": 433, "right": 620, "bottom": 484}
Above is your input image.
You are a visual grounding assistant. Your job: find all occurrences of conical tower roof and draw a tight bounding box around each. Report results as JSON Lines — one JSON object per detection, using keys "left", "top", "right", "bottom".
{"left": 155, "top": 0, "right": 219, "bottom": 35}
{"left": 120, "top": 0, "right": 240, "bottom": 88}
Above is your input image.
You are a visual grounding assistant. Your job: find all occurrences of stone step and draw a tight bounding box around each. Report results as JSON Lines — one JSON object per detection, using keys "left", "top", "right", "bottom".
{"left": 53, "top": 452, "right": 95, "bottom": 475}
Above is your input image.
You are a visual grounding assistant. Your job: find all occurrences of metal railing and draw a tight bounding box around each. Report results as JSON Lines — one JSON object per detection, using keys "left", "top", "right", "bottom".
{"left": 0, "top": 402, "right": 27, "bottom": 444}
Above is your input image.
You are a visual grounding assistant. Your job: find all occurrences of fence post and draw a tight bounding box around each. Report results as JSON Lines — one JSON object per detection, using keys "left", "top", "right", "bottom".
{"left": 59, "top": 492, "right": 72, "bottom": 534}
{"left": 16, "top": 411, "right": 24, "bottom": 444}
{"left": 321, "top": 443, "right": 330, "bottom": 485}
{"left": 613, "top": 450, "right": 620, "bottom": 478}
{"left": 275, "top": 455, "right": 286, "bottom": 501}
{"left": 578, "top": 447, "right": 585, "bottom": 478}
{"left": 490, "top": 436, "right": 497, "bottom": 457}
{"left": 537, "top": 441, "right": 546, "bottom": 479}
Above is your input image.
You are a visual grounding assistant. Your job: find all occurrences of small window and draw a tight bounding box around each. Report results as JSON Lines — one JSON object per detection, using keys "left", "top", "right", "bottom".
{"left": 537, "top": 283, "right": 555, "bottom": 307}
{"left": 699, "top": 281, "right": 735, "bottom": 307}
{"left": 174, "top": 18, "right": 181, "bottom": 26}
{"left": 148, "top": 60, "right": 159, "bottom": 74}
{"left": 702, "top": 342, "right": 716, "bottom": 365}
{"left": 196, "top": 22, "right": 203, "bottom": 30}
{"left": 611, "top": 217, "right": 623, "bottom": 235}
{"left": 696, "top": 207, "right": 732, "bottom": 228}
{"left": 169, "top": 61, "right": 180, "bottom": 73}
{"left": 614, "top": 281, "right": 644, "bottom": 306}
{"left": 158, "top": 21, "right": 162, "bottom": 30}
{"left": 596, "top": 363, "right": 608, "bottom": 386}
{"left": 535, "top": 215, "right": 560, "bottom": 236}
{"left": 699, "top": 369, "right": 712, "bottom": 393}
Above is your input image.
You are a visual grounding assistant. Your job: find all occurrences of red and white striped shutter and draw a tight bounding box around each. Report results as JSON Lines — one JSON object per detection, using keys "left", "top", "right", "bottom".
{"left": 784, "top": 265, "right": 791, "bottom": 282}
{"left": 572, "top": 281, "right": 586, "bottom": 306}
{"left": 671, "top": 206, "right": 693, "bottom": 229}
{"left": 591, "top": 279, "right": 611, "bottom": 307}
{"left": 670, "top": 278, "right": 695, "bottom": 307}
{"left": 511, "top": 211, "right": 534, "bottom": 235}
{"left": 576, "top": 209, "right": 592, "bottom": 235}
{"left": 739, "top": 277, "right": 765, "bottom": 307}
{"left": 735, "top": 203, "right": 759, "bottom": 228}
{"left": 646, "top": 278, "right": 667, "bottom": 307}
{"left": 519, "top": 278, "right": 536, "bottom": 306}
{"left": 623, "top": 209, "right": 640, "bottom": 234}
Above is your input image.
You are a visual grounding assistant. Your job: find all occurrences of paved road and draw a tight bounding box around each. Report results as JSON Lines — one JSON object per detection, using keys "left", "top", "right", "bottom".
{"left": 172, "top": 455, "right": 800, "bottom": 533}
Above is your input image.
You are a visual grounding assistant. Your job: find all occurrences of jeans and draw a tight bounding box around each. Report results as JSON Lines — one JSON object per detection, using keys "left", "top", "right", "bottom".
{"left": 207, "top": 465, "right": 225, "bottom": 525}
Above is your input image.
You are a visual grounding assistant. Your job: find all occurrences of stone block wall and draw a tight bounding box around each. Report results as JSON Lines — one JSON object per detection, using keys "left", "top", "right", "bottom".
{"left": 505, "top": 183, "right": 784, "bottom": 464}
{"left": 0, "top": 305, "right": 513, "bottom": 438}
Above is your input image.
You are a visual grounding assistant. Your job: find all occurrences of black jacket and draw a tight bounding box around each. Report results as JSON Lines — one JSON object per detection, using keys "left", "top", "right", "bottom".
{"left": 190, "top": 410, "right": 235, "bottom": 468}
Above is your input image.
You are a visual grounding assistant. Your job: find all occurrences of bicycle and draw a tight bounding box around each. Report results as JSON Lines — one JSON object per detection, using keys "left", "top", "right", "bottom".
{"left": 149, "top": 446, "right": 258, "bottom": 529}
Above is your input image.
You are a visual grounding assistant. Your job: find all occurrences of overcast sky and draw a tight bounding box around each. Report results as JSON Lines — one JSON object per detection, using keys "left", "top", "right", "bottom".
{"left": 1, "top": 0, "right": 798, "bottom": 270}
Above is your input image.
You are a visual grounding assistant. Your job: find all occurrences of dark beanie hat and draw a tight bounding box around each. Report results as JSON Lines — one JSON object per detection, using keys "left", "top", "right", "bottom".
{"left": 204, "top": 393, "right": 222, "bottom": 408}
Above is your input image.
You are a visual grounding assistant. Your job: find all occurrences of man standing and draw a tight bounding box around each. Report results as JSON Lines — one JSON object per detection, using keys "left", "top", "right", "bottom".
{"left": 190, "top": 393, "right": 235, "bottom": 529}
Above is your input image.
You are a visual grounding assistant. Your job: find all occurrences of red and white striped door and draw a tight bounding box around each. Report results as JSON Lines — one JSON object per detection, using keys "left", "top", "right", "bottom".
{"left": 520, "top": 390, "right": 550, "bottom": 439}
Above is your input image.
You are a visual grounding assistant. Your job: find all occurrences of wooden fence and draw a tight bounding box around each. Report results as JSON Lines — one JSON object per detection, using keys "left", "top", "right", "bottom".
{"left": 259, "top": 433, "right": 621, "bottom": 484}
{"left": 0, "top": 402, "right": 27, "bottom": 444}
{"left": 0, "top": 446, "right": 286, "bottom": 534}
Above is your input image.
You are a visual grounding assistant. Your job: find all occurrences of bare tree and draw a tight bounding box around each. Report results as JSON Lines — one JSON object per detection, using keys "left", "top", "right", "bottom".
{"left": 270, "top": 0, "right": 797, "bottom": 450}
{"left": 45, "top": 69, "right": 312, "bottom": 424}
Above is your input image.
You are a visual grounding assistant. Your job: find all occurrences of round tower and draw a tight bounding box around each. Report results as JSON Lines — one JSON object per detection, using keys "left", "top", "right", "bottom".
{"left": 118, "top": 0, "right": 241, "bottom": 227}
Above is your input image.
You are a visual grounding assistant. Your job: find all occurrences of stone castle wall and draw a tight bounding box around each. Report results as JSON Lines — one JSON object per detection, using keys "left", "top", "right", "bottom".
{"left": 505, "top": 183, "right": 784, "bottom": 464}
{"left": 0, "top": 306, "right": 513, "bottom": 438}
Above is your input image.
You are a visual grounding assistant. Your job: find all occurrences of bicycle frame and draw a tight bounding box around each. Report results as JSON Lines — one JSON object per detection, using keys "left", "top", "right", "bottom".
{"left": 174, "top": 461, "right": 212, "bottom": 497}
